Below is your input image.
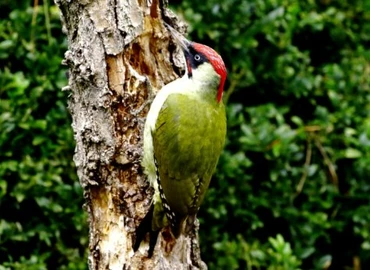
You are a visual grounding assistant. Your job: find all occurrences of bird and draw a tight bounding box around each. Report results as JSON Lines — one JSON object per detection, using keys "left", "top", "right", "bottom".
{"left": 133, "top": 23, "right": 227, "bottom": 257}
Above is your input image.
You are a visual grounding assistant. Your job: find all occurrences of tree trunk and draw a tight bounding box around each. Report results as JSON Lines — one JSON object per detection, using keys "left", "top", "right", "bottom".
{"left": 54, "top": 0, "right": 206, "bottom": 269}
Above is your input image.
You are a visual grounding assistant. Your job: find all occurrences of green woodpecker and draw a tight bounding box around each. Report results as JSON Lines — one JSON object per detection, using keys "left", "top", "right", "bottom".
{"left": 134, "top": 24, "right": 227, "bottom": 256}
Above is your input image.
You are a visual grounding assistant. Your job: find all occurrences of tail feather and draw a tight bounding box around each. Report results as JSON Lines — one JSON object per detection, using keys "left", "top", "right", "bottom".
{"left": 169, "top": 216, "right": 183, "bottom": 239}
{"left": 133, "top": 204, "right": 160, "bottom": 257}
{"left": 148, "top": 229, "right": 160, "bottom": 258}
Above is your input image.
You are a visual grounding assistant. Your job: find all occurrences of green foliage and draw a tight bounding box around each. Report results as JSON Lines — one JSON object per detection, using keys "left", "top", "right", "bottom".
{"left": 171, "top": 0, "right": 370, "bottom": 269}
{"left": 0, "top": 1, "right": 87, "bottom": 269}
{"left": 212, "top": 234, "right": 301, "bottom": 269}
{"left": 2, "top": 0, "right": 370, "bottom": 269}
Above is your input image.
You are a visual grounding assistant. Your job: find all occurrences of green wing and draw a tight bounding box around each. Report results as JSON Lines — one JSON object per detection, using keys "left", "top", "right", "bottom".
{"left": 152, "top": 93, "right": 226, "bottom": 222}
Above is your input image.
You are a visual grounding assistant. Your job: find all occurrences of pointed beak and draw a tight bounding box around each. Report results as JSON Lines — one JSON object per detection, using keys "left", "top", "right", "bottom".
{"left": 164, "top": 23, "right": 191, "bottom": 52}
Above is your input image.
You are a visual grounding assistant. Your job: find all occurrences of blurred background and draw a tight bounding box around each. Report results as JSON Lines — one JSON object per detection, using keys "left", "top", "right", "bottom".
{"left": 1, "top": 0, "right": 370, "bottom": 269}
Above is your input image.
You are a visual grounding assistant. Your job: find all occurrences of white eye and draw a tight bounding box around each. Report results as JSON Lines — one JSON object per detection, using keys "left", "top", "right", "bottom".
{"left": 194, "top": 54, "right": 201, "bottom": 61}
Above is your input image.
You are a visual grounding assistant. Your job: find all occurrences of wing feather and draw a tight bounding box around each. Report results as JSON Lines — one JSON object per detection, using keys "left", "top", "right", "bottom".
{"left": 152, "top": 93, "right": 226, "bottom": 221}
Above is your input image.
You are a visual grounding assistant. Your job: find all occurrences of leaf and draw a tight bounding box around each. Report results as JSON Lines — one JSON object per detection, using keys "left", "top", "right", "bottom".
{"left": 344, "top": 148, "right": 362, "bottom": 159}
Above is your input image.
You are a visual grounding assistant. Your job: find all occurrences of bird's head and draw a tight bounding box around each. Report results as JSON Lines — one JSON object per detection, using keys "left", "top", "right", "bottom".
{"left": 166, "top": 24, "right": 227, "bottom": 103}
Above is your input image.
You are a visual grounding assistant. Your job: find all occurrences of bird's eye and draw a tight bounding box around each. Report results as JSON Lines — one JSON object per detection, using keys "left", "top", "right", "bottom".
{"left": 194, "top": 54, "right": 201, "bottom": 61}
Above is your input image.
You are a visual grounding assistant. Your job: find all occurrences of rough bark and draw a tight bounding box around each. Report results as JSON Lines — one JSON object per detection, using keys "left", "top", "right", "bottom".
{"left": 55, "top": 0, "right": 206, "bottom": 269}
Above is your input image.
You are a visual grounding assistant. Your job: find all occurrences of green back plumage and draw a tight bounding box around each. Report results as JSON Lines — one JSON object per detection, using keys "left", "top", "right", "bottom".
{"left": 152, "top": 92, "right": 226, "bottom": 230}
